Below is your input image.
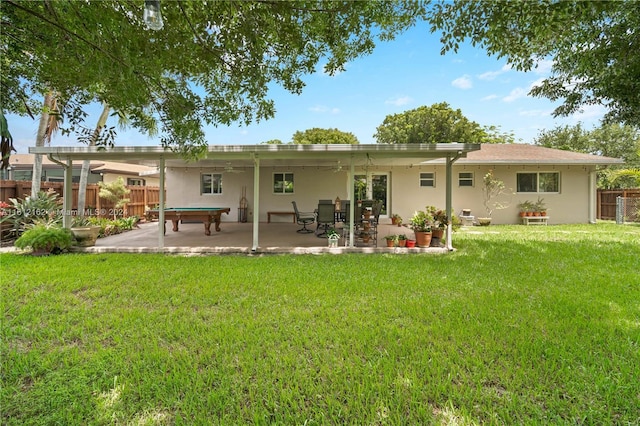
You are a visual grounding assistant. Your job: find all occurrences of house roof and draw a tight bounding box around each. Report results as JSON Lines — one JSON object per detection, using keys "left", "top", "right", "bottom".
{"left": 7, "top": 154, "right": 158, "bottom": 175}
{"left": 27, "top": 143, "right": 622, "bottom": 169}
{"left": 456, "top": 143, "right": 624, "bottom": 165}
{"left": 29, "top": 143, "right": 482, "bottom": 169}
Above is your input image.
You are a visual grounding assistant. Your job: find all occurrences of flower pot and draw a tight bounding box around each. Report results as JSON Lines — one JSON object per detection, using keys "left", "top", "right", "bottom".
{"left": 385, "top": 239, "right": 395, "bottom": 247}
{"left": 431, "top": 229, "right": 445, "bottom": 247}
{"left": 71, "top": 226, "right": 101, "bottom": 247}
{"left": 477, "top": 218, "right": 492, "bottom": 226}
{"left": 398, "top": 239, "right": 406, "bottom": 247}
{"left": 328, "top": 235, "right": 340, "bottom": 248}
{"left": 414, "top": 231, "right": 432, "bottom": 248}
{"left": 405, "top": 240, "right": 416, "bottom": 248}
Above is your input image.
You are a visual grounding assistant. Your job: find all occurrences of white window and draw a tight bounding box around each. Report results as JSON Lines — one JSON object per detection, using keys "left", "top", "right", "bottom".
{"left": 127, "top": 178, "right": 145, "bottom": 186}
{"left": 273, "top": 172, "right": 294, "bottom": 194}
{"left": 420, "top": 172, "right": 435, "bottom": 187}
{"left": 517, "top": 172, "right": 560, "bottom": 193}
{"left": 201, "top": 173, "right": 222, "bottom": 194}
{"left": 458, "top": 172, "right": 474, "bottom": 187}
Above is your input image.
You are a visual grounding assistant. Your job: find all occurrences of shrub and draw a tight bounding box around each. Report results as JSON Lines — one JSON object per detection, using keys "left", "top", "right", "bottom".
{"left": 14, "top": 224, "right": 74, "bottom": 254}
{"left": 0, "top": 190, "right": 63, "bottom": 237}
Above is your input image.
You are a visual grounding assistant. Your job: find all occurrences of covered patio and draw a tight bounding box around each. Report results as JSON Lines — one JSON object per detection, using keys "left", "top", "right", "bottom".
{"left": 80, "top": 220, "right": 452, "bottom": 255}
{"left": 31, "top": 143, "right": 480, "bottom": 253}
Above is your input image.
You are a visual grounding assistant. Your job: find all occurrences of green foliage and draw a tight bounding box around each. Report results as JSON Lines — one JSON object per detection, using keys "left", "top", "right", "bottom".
{"left": 0, "top": 190, "right": 62, "bottom": 236}
{"left": 291, "top": 128, "right": 359, "bottom": 145}
{"left": 482, "top": 170, "right": 510, "bottom": 217}
{"left": 86, "top": 215, "right": 139, "bottom": 237}
{"left": 374, "top": 102, "right": 490, "bottom": 144}
{"left": 534, "top": 123, "right": 640, "bottom": 189}
{"left": 98, "top": 177, "right": 130, "bottom": 218}
{"left": 2, "top": 1, "right": 425, "bottom": 154}
{"left": 428, "top": 1, "right": 640, "bottom": 127}
{"left": 14, "top": 224, "right": 74, "bottom": 254}
{"left": 410, "top": 209, "right": 434, "bottom": 232}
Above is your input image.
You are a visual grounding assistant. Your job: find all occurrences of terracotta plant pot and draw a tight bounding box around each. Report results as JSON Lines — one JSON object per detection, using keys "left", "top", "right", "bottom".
{"left": 414, "top": 231, "right": 432, "bottom": 247}
{"left": 398, "top": 239, "right": 406, "bottom": 247}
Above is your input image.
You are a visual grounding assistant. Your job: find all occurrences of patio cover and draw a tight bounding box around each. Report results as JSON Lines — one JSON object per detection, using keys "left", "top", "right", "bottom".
{"left": 30, "top": 143, "right": 481, "bottom": 251}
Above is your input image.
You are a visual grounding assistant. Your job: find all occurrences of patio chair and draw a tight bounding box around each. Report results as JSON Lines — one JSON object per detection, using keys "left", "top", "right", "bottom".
{"left": 291, "top": 201, "right": 316, "bottom": 233}
{"left": 315, "top": 202, "right": 336, "bottom": 237}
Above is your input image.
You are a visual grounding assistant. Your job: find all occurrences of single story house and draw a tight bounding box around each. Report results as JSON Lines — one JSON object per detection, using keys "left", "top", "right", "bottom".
{"left": 29, "top": 143, "right": 622, "bottom": 251}
{"left": 3, "top": 153, "right": 159, "bottom": 186}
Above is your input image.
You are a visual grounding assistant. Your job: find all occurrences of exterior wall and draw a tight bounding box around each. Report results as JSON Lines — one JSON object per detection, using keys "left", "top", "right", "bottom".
{"left": 166, "top": 163, "right": 595, "bottom": 224}
{"left": 101, "top": 173, "right": 159, "bottom": 186}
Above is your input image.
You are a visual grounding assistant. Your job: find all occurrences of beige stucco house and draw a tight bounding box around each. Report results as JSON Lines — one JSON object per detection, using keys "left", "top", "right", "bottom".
{"left": 29, "top": 143, "right": 622, "bottom": 250}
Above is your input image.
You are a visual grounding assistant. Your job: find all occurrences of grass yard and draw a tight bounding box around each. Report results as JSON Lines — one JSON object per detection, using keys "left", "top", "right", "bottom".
{"left": 1, "top": 223, "right": 639, "bottom": 425}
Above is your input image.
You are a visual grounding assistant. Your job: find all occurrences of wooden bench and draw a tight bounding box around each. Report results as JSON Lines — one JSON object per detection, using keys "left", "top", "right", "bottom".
{"left": 521, "top": 216, "right": 549, "bottom": 225}
{"left": 267, "top": 211, "right": 296, "bottom": 223}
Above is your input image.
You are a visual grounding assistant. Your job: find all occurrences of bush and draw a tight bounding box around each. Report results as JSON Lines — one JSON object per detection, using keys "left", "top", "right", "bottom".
{"left": 14, "top": 224, "right": 74, "bottom": 254}
{"left": 0, "top": 190, "right": 63, "bottom": 237}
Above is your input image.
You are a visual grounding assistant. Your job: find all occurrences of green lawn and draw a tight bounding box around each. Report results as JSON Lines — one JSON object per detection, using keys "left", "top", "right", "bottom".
{"left": 2, "top": 223, "right": 639, "bottom": 425}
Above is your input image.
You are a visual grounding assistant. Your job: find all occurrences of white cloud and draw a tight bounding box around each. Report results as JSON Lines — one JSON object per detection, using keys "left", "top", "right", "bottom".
{"left": 309, "top": 105, "right": 340, "bottom": 114}
{"left": 532, "top": 59, "right": 553, "bottom": 75}
{"left": 503, "top": 87, "right": 528, "bottom": 102}
{"left": 451, "top": 75, "right": 473, "bottom": 89}
{"left": 518, "top": 109, "right": 550, "bottom": 117}
{"left": 569, "top": 104, "right": 607, "bottom": 121}
{"left": 477, "top": 64, "right": 512, "bottom": 81}
{"left": 385, "top": 96, "right": 412, "bottom": 106}
{"left": 481, "top": 94, "right": 498, "bottom": 101}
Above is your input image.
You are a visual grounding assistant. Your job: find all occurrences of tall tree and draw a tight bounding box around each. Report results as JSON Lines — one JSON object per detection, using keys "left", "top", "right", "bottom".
{"left": 292, "top": 128, "right": 359, "bottom": 145}
{"left": 1, "top": 1, "right": 426, "bottom": 157}
{"left": 534, "top": 123, "right": 640, "bottom": 166}
{"left": 32, "top": 92, "right": 59, "bottom": 194}
{"left": 374, "top": 102, "right": 506, "bottom": 144}
{"left": 427, "top": 1, "right": 640, "bottom": 127}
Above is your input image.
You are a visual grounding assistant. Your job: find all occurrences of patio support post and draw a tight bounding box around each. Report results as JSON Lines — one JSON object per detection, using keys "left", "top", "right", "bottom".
{"left": 588, "top": 167, "right": 597, "bottom": 224}
{"left": 252, "top": 155, "right": 260, "bottom": 252}
{"left": 445, "top": 152, "right": 462, "bottom": 251}
{"left": 63, "top": 158, "right": 73, "bottom": 228}
{"left": 158, "top": 156, "right": 165, "bottom": 249}
{"left": 348, "top": 155, "right": 355, "bottom": 247}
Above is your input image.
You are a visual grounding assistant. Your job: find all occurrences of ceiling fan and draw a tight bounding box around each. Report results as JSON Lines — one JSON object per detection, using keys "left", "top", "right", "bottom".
{"left": 224, "top": 162, "right": 244, "bottom": 173}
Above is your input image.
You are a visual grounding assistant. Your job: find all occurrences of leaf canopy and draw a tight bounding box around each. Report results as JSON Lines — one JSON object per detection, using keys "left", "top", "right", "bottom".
{"left": 1, "top": 0, "right": 426, "bottom": 156}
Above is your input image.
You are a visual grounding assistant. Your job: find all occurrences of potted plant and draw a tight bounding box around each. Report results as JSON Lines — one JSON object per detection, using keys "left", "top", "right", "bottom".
{"left": 426, "top": 206, "right": 448, "bottom": 247}
{"left": 405, "top": 238, "right": 416, "bottom": 248}
{"left": 391, "top": 214, "right": 402, "bottom": 226}
{"left": 535, "top": 197, "right": 547, "bottom": 216}
{"left": 517, "top": 200, "right": 534, "bottom": 217}
{"left": 479, "top": 170, "right": 510, "bottom": 226}
{"left": 410, "top": 209, "right": 433, "bottom": 247}
{"left": 384, "top": 234, "right": 398, "bottom": 247}
{"left": 397, "top": 234, "right": 407, "bottom": 247}
{"left": 14, "top": 224, "right": 74, "bottom": 255}
{"left": 70, "top": 216, "right": 102, "bottom": 247}
{"left": 327, "top": 228, "right": 340, "bottom": 248}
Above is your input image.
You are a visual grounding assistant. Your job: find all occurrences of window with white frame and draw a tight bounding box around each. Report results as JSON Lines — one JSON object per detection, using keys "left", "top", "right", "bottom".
{"left": 273, "top": 172, "right": 294, "bottom": 194}
{"left": 201, "top": 173, "right": 222, "bottom": 194}
{"left": 127, "top": 178, "right": 145, "bottom": 186}
{"left": 419, "top": 172, "right": 435, "bottom": 187}
{"left": 458, "top": 172, "right": 474, "bottom": 187}
{"left": 517, "top": 172, "right": 560, "bottom": 193}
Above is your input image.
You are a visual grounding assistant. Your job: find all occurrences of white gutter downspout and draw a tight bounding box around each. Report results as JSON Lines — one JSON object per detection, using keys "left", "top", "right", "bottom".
{"left": 158, "top": 156, "right": 165, "bottom": 250}
{"left": 252, "top": 155, "right": 260, "bottom": 252}
{"left": 47, "top": 154, "right": 73, "bottom": 229}
{"left": 588, "top": 167, "right": 597, "bottom": 224}
{"left": 445, "top": 152, "right": 462, "bottom": 251}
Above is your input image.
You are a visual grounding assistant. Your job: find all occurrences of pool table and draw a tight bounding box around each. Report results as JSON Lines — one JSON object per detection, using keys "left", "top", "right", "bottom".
{"left": 148, "top": 207, "right": 231, "bottom": 236}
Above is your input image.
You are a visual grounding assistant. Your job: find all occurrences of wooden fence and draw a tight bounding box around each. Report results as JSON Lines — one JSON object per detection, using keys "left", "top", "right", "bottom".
{"left": 0, "top": 180, "right": 163, "bottom": 219}
{"left": 597, "top": 189, "right": 640, "bottom": 220}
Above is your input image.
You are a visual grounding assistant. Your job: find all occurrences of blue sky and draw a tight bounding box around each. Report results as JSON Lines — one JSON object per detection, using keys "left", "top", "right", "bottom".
{"left": 8, "top": 21, "right": 607, "bottom": 153}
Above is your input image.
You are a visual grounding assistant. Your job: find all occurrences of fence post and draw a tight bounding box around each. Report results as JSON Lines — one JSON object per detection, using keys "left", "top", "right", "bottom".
{"left": 616, "top": 196, "right": 624, "bottom": 224}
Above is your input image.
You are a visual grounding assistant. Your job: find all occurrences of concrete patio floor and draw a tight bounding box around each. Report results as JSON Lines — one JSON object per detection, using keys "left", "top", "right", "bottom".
{"left": 77, "top": 219, "right": 451, "bottom": 255}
